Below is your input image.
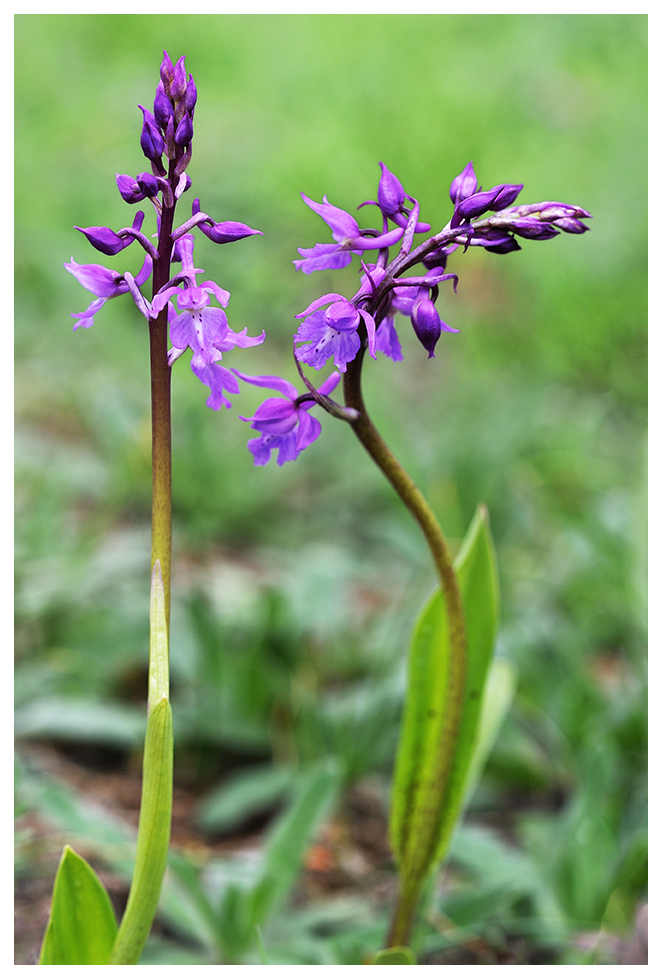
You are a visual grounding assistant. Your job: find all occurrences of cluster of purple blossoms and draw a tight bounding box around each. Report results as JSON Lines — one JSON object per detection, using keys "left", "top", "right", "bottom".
{"left": 66, "top": 54, "right": 591, "bottom": 469}
{"left": 66, "top": 51, "right": 264, "bottom": 411}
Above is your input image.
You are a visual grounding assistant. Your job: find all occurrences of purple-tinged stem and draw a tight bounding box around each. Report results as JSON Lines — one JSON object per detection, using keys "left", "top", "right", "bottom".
{"left": 342, "top": 342, "right": 466, "bottom": 949}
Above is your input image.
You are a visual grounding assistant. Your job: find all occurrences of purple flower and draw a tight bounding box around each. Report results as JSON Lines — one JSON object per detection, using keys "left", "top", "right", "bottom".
{"left": 294, "top": 293, "right": 377, "bottom": 372}
{"left": 151, "top": 234, "right": 264, "bottom": 371}
{"left": 65, "top": 253, "right": 153, "bottom": 330}
{"left": 234, "top": 371, "right": 341, "bottom": 466}
{"left": 294, "top": 194, "right": 404, "bottom": 273}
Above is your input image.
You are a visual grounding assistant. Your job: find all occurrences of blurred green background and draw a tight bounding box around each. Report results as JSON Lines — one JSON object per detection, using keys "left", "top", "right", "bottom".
{"left": 15, "top": 14, "right": 646, "bottom": 965}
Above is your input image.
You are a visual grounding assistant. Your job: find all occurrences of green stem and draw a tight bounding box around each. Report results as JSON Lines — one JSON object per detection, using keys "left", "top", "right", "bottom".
{"left": 108, "top": 188, "right": 176, "bottom": 964}
{"left": 342, "top": 346, "right": 466, "bottom": 949}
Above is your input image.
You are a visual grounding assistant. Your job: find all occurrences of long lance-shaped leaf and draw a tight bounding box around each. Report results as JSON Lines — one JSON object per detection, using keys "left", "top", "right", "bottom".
{"left": 108, "top": 561, "right": 172, "bottom": 964}
{"left": 389, "top": 504, "right": 500, "bottom": 909}
{"left": 39, "top": 846, "right": 118, "bottom": 965}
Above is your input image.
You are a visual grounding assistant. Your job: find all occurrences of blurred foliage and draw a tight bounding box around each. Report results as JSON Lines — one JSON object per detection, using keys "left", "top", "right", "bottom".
{"left": 15, "top": 13, "right": 646, "bottom": 965}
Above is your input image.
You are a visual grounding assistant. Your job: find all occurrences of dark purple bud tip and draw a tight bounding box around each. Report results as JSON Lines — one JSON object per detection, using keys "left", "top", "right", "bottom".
{"left": 136, "top": 171, "right": 159, "bottom": 197}
{"left": 171, "top": 56, "right": 187, "bottom": 102}
{"left": 411, "top": 297, "right": 442, "bottom": 358}
{"left": 116, "top": 173, "right": 145, "bottom": 204}
{"left": 449, "top": 161, "right": 478, "bottom": 205}
{"left": 377, "top": 162, "right": 405, "bottom": 216}
{"left": 160, "top": 51, "right": 175, "bottom": 87}
{"left": 200, "top": 220, "right": 263, "bottom": 244}
{"left": 174, "top": 111, "right": 193, "bottom": 147}
{"left": 139, "top": 105, "right": 164, "bottom": 162}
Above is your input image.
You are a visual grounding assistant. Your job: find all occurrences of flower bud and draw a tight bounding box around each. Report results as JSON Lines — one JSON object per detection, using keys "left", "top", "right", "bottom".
{"left": 153, "top": 81, "right": 173, "bottom": 130}
{"left": 451, "top": 186, "right": 503, "bottom": 226}
{"left": 199, "top": 220, "right": 263, "bottom": 244}
{"left": 171, "top": 56, "right": 187, "bottom": 102}
{"left": 507, "top": 218, "right": 559, "bottom": 240}
{"left": 377, "top": 162, "right": 405, "bottom": 216}
{"left": 160, "top": 51, "right": 175, "bottom": 90}
{"left": 553, "top": 217, "right": 590, "bottom": 234}
{"left": 116, "top": 173, "right": 145, "bottom": 204}
{"left": 449, "top": 161, "right": 478, "bottom": 205}
{"left": 136, "top": 171, "right": 159, "bottom": 197}
{"left": 139, "top": 105, "right": 164, "bottom": 162}
{"left": 411, "top": 294, "right": 442, "bottom": 358}
{"left": 490, "top": 183, "right": 524, "bottom": 211}
{"left": 74, "top": 212, "right": 144, "bottom": 256}
{"left": 174, "top": 111, "right": 193, "bottom": 147}
{"left": 184, "top": 74, "right": 197, "bottom": 116}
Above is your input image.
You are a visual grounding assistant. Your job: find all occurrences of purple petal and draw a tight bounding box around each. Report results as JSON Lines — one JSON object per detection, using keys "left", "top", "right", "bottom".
{"left": 295, "top": 411, "right": 322, "bottom": 451}
{"left": 375, "top": 316, "right": 403, "bottom": 361}
{"left": 70, "top": 296, "right": 107, "bottom": 331}
{"left": 191, "top": 361, "right": 240, "bottom": 410}
{"left": 296, "top": 293, "right": 347, "bottom": 318}
{"left": 232, "top": 371, "right": 298, "bottom": 400}
{"left": 301, "top": 193, "right": 359, "bottom": 240}
{"left": 352, "top": 227, "right": 404, "bottom": 250}
{"left": 201, "top": 280, "right": 231, "bottom": 307}
{"left": 247, "top": 434, "right": 274, "bottom": 466}
{"left": 247, "top": 398, "right": 299, "bottom": 435}
{"left": 65, "top": 259, "right": 126, "bottom": 298}
{"left": 293, "top": 243, "right": 354, "bottom": 274}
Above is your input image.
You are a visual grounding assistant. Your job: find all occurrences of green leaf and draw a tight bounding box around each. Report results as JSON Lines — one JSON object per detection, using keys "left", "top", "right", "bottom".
{"left": 373, "top": 945, "right": 417, "bottom": 964}
{"left": 250, "top": 757, "right": 343, "bottom": 928}
{"left": 389, "top": 504, "right": 500, "bottom": 881}
{"left": 195, "top": 764, "right": 295, "bottom": 834}
{"left": 108, "top": 696, "right": 173, "bottom": 965}
{"left": 39, "top": 845, "right": 118, "bottom": 964}
{"left": 463, "top": 657, "right": 517, "bottom": 805}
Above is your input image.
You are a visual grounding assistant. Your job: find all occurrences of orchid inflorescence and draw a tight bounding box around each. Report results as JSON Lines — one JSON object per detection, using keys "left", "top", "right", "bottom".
{"left": 67, "top": 53, "right": 591, "bottom": 469}
{"left": 66, "top": 51, "right": 264, "bottom": 413}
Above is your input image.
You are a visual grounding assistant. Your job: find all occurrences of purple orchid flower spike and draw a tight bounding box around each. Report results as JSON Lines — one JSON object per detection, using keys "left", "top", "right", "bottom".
{"left": 233, "top": 370, "right": 341, "bottom": 466}
{"left": 294, "top": 293, "right": 377, "bottom": 372}
{"left": 294, "top": 193, "right": 404, "bottom": 273}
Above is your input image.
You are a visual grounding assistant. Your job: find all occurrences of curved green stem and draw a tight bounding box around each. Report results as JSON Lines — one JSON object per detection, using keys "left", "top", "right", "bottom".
{"left": 343, "top": 346, "right": 466, "bottom": 948}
